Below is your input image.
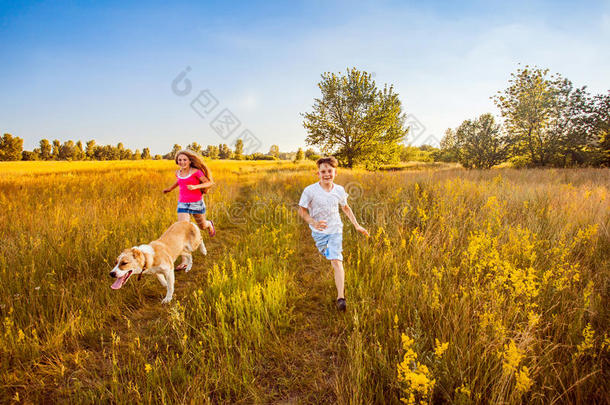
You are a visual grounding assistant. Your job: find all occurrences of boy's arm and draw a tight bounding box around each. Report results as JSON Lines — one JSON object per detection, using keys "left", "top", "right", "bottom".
{"left": 298, "top": 206, "right": 327, "bottom": 231}
{"left": 341, "top": 204, "right": 369, "bottom": 237}
{"left": 163, "top": 181, "right": 179, "bottom": 193}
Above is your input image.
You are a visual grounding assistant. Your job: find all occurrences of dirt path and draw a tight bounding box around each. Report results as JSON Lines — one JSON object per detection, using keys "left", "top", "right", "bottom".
{"left": 121, "top": 224, "right": 237, "bottom": 338}
{"left": 260, "top": 226, "right": 349, "bottom": 404}
{"left": 104, "top": 185, "right": 350, "bottom": 403}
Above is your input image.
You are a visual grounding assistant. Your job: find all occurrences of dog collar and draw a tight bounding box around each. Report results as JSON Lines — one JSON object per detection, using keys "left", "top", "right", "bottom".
{"left": 134, "top": 245, "right": 154, "bottom": 281}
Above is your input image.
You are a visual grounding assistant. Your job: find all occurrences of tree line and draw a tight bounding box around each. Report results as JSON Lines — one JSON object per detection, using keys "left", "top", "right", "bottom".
{"left": 6, "top": 65, "right": 602, "bottom": 168}
{"left": 435, "top": 66, "right": 609, "bottom": 168}
{"left": 0, "top": 136, "right": 323, "bottom": 162}
{"left": 301, "top": 66, "right": 608, "bottom": 169}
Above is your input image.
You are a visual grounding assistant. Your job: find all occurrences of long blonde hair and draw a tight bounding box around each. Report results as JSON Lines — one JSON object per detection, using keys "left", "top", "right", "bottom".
{"left": 175, "top": 149, "right": 212, "bottom": 182}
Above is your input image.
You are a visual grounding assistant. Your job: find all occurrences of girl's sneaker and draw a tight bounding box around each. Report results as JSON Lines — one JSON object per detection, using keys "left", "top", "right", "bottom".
{"left": 208, "top": 220, "right": 216, "bottom": 237}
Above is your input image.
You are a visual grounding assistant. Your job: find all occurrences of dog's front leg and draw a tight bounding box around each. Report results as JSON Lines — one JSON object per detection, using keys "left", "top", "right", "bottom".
{"left": 156, "top": 273, "right": 168, "bottom": 287}
{"left": 161, "top": 267, "right": 175, "bottom": 304}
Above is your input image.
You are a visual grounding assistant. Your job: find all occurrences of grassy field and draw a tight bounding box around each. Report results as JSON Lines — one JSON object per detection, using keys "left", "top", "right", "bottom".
{"left": 0, "top": 160, "right": 608, "bottom": 404}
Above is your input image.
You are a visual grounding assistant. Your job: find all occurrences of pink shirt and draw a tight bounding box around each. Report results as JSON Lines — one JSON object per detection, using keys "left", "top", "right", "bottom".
{"left": 176, "top": 169, "right": 206, "bottom": 202}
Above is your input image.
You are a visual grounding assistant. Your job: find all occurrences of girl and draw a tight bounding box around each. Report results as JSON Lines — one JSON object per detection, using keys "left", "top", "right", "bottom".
{"left": 163, "top": 150, "right": 216, "bottom": 269}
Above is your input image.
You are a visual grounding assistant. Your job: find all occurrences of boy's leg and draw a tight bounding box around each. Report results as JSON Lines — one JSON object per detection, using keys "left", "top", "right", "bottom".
{"left": 330, "top": 259, "right": 345, "bottom": 300}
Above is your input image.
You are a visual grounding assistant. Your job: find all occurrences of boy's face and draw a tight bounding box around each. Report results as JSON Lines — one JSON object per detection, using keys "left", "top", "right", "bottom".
{"left": 317, "top": 163, "right": 336, "bottom": 185}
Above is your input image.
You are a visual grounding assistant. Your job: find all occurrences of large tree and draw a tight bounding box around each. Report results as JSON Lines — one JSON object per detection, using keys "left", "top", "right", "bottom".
{"left": 0, "top": 133, "right": 23, "bottom": 161}
{"left": 204, "top": 145, "right": 219, "bottom": 159}
{"left": 302, "top": 68, "right": 407, "bottom": 168}
{"left": 85, "top": 140, "right": 96, "bottom": 160}
{"left": 234, "top": 139, "right": 244, "bottom": 160}
{"left": 493, "top": 66, "right": 595, "bottom": 166}
{"left": 453, "top": 114, "right": 509, "bottom": 169}
{"left": 218, "top": 143, "right": 232, "bottom": 159}
{"left": 268, "top": 144, "right": 280, "bottom": 158}
{"left": 187, "top": 142, "right": 202, "bottom": 154}
{"left": 295, "top": 147, "right": 304, "bottom": 161}
{"left": 587, "top": 91, "right": 610, "bottom": 166}
{"left": 39, "top": 139, "right": 52, "bottom": 160}
{"left": 141, "top": 147, "right": 151, "bottom": 160}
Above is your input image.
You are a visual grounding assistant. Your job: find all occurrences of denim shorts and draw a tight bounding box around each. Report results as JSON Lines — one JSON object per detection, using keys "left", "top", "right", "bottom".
{"left": 311, "top": 231, "right": 343, "bottom": 261}
{"left": 177, "top": 199, "right": 206, "bottom": 215}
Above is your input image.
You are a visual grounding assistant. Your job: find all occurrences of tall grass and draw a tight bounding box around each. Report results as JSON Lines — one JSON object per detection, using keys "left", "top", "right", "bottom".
{"left": 0, "top": 161, "right": 608, "bottom": 403}
{"left": 334, "top": 168, "right": 609, "bottom": 404}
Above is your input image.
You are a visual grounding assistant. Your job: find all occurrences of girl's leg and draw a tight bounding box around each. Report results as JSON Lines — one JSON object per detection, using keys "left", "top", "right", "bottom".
{"left": 192, "top": 213, "right": 211, "bottom": 231}
{"left": 330, "top": 259, "right": 345, "bottom": 300}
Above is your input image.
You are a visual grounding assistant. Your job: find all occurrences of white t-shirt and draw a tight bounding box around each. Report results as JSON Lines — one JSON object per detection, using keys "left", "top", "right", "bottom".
{"left": 299, "top": 182, "right": 348, "bottom": 234}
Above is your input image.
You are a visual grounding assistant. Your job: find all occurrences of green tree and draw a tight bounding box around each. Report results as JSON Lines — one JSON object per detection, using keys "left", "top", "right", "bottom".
{"left": 21, "top": 150, "right": 40, "bottom": 161}
{"left": 435, "top": 128, "right": 460, "bottom": 162}
{"left": 304, "top": 148, "right": 319, "bottom": 161}
{"left": 302, "top": 68, "right": 407, "bottom": 168}
{"left": 52, "top": 139, "right": 61, "bottom": 160}
{"left": 75, "top": 141, "right": 86, "bottom": 160}
{"left": 187, "top": 142, "right": 202, "bottom": 154}
{"left": 493, "top": 66, "right": 589, "bottom": 166}
{"left": 165, "top": 144, "right": 183, "bottom": 159}
{"left": 0, "top": 134, "right": 23, "bottom": 161}
{"left": 85, "top": 140, "right": 96, "bottom": 160}
{"left": 268, "top": 144, "right": 280, "bottom": 158}
{"left": 141, "top": 147, "right": 151, "bottom": 160}
{"left": 58, "top": 140, "right": 75, "bottom": 160}
{"left": 295, "top": 147, "right": 304, "bottom": 161}
{"left": 234, "top": 139, "right": 244, "bottom": 160}
{"left": 218, "top": 143, "right": 232, "bottom": 159}
{"left": 453, "top": 113, "right": 509, "bottom": 169}
{"left": 205, "top": 145, "right": 219, "bottom": 159}
{"left": 39, "top": 139, "right": 52, "bottom": 160}
{"left": 587, "top": 91, "right": 610, "bottom": 166}
{"left": 117, "top": 143, "right": 132, "bottom": 160}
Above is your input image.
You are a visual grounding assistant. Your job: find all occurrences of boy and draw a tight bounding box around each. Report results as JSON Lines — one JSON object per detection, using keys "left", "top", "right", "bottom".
{"left": 298, "top": 156, "right": 369, "bottom": 312}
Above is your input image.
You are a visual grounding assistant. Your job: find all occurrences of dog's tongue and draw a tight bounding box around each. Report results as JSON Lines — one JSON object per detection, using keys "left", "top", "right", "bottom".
{"left": 111, "top": 275, "right": 126, "bottom": 290}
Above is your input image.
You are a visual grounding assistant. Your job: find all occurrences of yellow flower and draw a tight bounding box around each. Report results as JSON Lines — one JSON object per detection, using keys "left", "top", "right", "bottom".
{"left": 576, "top": 323, "right": 595, "bottom": 357}
{"left": 434, "top": 339, "right": 449, "bottom": 358}
{"left": 144, "top": 363, "right": 152, "bottom": 373}
{"left": 527, "top": 311, "right": 540, "bottom": 328}
{"left": 515, "top": 366, "right": 533, "bottom": 393}
{"left": 501, "top": 340, "right": 524, "bottom": 375}
{"left": 456, "top": 384, "right": 471, "bottom": 397}
{"left": 397, "top": 334, "right": 435, "bottom": 404}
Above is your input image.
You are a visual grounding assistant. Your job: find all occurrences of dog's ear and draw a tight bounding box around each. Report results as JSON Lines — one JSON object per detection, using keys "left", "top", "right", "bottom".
{"left": 131, "top": 248, "right": 144, "bottom": 265}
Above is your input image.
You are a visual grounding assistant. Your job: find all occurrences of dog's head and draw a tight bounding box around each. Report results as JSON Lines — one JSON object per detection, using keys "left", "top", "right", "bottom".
{"left": 109, "top": 248, "right": 146, "bottom": 290}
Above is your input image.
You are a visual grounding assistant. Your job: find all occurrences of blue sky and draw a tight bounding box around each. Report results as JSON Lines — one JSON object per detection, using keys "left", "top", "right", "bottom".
{"left": 1, "top": 0, "right": 609, "bottom": 155}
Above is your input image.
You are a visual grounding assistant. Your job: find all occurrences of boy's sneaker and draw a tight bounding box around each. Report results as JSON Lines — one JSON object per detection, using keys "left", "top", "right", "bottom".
{"left": 336, "top": 298, "right": 346, "bottom": 312}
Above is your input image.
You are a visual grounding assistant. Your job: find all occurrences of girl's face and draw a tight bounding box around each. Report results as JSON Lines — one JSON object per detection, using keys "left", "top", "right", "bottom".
{"left": 177, "top": 154, "right": 191, "bottom": 169}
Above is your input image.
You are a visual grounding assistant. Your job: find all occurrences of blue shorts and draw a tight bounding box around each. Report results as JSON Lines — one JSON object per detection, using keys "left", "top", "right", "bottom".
{"left": 177, "top": 199, "right": 206, "bottom": 215}
{"left": 311, "top": 231, "right": 343, "bottom": 261}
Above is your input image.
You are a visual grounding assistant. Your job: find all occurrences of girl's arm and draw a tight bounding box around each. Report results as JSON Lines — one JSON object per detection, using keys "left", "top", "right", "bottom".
{"left": 187, "top": 174, "right": 214, "bottom": 191}
{"left": 341, "top": 204, "right": 370, "bottom": 237}
{"left": 163, "top": 181, "right": 179, "bottom": 193}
